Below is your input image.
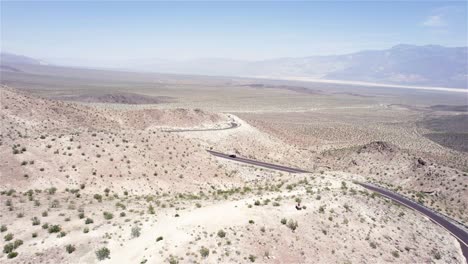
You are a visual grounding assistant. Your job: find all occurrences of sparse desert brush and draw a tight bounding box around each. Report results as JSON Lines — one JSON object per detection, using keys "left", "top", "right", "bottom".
{"left": 131, "top": 226, "right": 141, "bottom": 238}
{"left": 85, "top": 218, "right": 94, "bottom": 224}
{"left": 0, "top": 225, "right": 7, "bottom": 232}
{"left": 199, "top": 246, "right": 210, "bottom": 258}
{"left": 148, "top": 204, "right": 155, "bottom": 214}
{"left": 287, "top": 219, "right": 298, "bottom": 231}
{"left": 96, "top": 247, "right": 110, "bottom": 261}
{"left": 48, "top": 225, "right": 61, "bottom": 233}
{"left": 7, "top": 251, "right": 18, "bottom": 259}
{"left": 32, "top": 216, "right": 41, "bottom": 225}
{"left": 65, "top": 244, "right": 76, "bottom": 253}
{"left": 217, "top": 230, "right": 226, "bottom": 238}
{"left": 168, "top": 255, "right": 179, "bottom": 264}
{"left": 103, "top": 211, "right": 113, "bottom": 220}
{"left": 42, "top": 211, "right": 48, "bottom": 217}
{"left": 248, "top": 254, "right": 257, "bottom": 262}
{"left": 94, "top": 194, "right": 103, "bottom": 202}
{"left": 47, "top": 187, "right": 57, "bottom": 195}
{"left": 156, "top": 236, "right": 163, "bottom": 242}
{"left": 4, "top": 233, "right": 13, "bottom": 241}
{"left": 83, "top": 227, "right": 89, "bottom": 233}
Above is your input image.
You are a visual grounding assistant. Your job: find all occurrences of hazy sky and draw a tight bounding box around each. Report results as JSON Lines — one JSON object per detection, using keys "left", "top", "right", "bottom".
{"left": 1, "top": 1, "right": 467, "bottom": 63}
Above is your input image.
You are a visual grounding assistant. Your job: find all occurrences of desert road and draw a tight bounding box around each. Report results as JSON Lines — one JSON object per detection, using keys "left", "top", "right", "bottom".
{"left": 164, "top": 122, "right": 239, "bottom": 133}
{"left": 208, "top": 150, "right": 468, "bottom": 262}
{"left": 358, "top": 182, "right": 468, "bottom": 261}
{"left": 206, "top": 150, "right": 309, "bottom": 173}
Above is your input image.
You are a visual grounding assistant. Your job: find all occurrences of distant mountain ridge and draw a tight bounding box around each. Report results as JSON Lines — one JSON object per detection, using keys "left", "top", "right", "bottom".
{"left": 0, "top": 52, "right": 46, "bottom": 66}
{"left": 1, "top": 44, "right": 467, "bottom": 88}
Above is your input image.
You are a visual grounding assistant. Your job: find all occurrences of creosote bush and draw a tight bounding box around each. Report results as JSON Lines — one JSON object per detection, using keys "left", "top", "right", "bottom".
{"left": 131, "top": 226, "right": 141, "bottom": 238}
{"left": 65, "top": 244, "right": 76, "bottom": 254}
{"left": 96, "top": 247, "right": 110, "bottom": 260}
{"left": 200, "top": 246, "right": 210, "bottom": 258}
{"left": 287, "top": 219, "right": 298, "bottom": 231}
{"left": 217, "top": 230, "right": 226, "bottom": 238}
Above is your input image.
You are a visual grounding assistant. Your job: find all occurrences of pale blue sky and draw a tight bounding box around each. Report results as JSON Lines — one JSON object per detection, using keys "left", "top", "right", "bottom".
{"left": 1, "top": 1, "right": 467, "bottom": 62}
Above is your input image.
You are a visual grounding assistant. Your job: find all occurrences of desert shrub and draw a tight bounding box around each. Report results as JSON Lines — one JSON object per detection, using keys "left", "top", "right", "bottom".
{"left": 42, "top": 211, "right": 48, "bottom": 217}
{"left": 280, "top": 218, "right": 287, "bottom": 225}
{"left": 131, "top": 226, "right": 141, "bottom": 238}
{"left": 58, "top": 231, "right": 66, "bottom": 237}
{"left": 248, "top": 254, "right": 256, "bottom": 262}
{"left": 4, "top": 233, "right": 13, "bottom": 241}
{"left": 7, "top": 252, "right": 18, "bottom": 259}
{"left": 199, "top": 246, "right": 210, "bottom": 258}
{"left": 32, "top": 232, "right": 37, "bottom": 238}
{"left": 254, "top": 200, "right": 261, "bottom": 206}
{"left": 42, "top": 223, "right": 49, "bottom": 229}
{"left": 96, "top": 247, "right": 110, "bottom": 260}
{"left": 48, "top": 187, "right": 57, "bottom": 195}
{"left": 32, "top": 216, "right": 41, "bottom": 226}
{"left": 3, "top": 243, "right": 14, "bottom": 254}
{"left": 318, "top": 206, "right": 325, "bottom": 213}
{"left": 94, "top": 194, "right": 103, "bottom": 202}
{"left": 115, "top": 202, "right": 126, "bottom": 210}
{"left": 248, "top": 220, "right": 254, "bottom": 224}
{"left": 78, "top": 212, "right": 85, "bottom": 219}
{"left": 83, "top": 227, "right": 89, "bottom": 233}
{"left": 48, "top": 225, "right": 61, "bottom": 233}
{"left": 287, "top": 219, "right": 298, "bottom": 231}
{"left": 5, "top": 199, "right": 12, "bottom": 207}
{"left": 13, "top": 240, "right": 23, "bottom": 248}
{"left": 120, "top": 212, "right": 126, "bottom": 217}
{"left": 0, "top": 225, "right": 7, "bottom": 232}
{"left": 370, "top": 242, "right": 377, "bottom": 249}
{"left": 50, "top": 199, "right": 60, "bottom": 208}
{"left": 148, "top": 205, "right": 155, "bottom": 214}
{"left": 85, "top": 218, "right": 94, "bottom": 224}
{"left": 65, "top": 244, "right": 76, "bottom": 254}
{"left": 391, "top": 251, "right": 400, "bottom": 258}
{"left": 156, "top": 236, "right": 163, "bottom": 242}
{"left": 217, "top": 230, "right": 226, "bottom": 238}
{"left": 103, "top": 212, "right": 113, "bottom": 220}
{"left": 168, "top": 255, "right": 179, "bottom": 264}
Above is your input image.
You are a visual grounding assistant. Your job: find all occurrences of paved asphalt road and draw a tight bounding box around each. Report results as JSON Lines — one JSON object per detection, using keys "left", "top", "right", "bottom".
{"left": 164, "top": 122, "right": 239, "bottom": 133}
{"left": 208, "top": 150, "right": 468, "bottom": 262}
{"left": 358, "top": 182, "right": 468, "bottom": 262}
{"left": 207, "top": 150, "right": 309, "bottom": 173}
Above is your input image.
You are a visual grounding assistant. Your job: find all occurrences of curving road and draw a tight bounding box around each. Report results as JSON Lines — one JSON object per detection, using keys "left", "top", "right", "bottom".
{"left": 208, "top": 150, "right": 468, "bottom": 262}
{"left": 164, "top": 122, "right": 239, "bottom": 133}
{"left": 207, "top": 150, "right": 309, "bottom": 173}
{"left": 358, "top": 182, "right": 468, "bottom": 261}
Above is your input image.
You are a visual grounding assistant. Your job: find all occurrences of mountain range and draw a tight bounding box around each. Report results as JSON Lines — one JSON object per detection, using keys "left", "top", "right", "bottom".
{"left": 1, "top": 44, "right": 467, "bottom": 88}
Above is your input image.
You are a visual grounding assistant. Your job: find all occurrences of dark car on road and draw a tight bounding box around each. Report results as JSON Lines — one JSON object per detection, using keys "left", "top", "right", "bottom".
{"left": 229, "top": 154, "right": 237, "bottom": 158}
